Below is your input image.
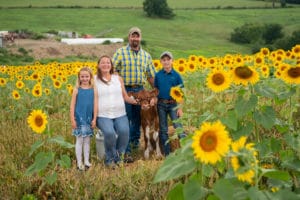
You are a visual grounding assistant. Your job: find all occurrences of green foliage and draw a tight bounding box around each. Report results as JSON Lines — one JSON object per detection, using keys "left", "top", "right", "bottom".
{"left": 0, "top": 48, "right": 34, "bottom": 65}
{"left": 143, "top": 0, "right": 175, "bottom": 19}
{"left": 154, "top": 70, "right": 300, "bottom": 199}
{"left": 25, "top": 128, "right": 74, "bottom": 187}
{"left": 230, "top": 23, "right": 264, "bottom": 44}
{"left": 274, "top": 29, "right": 300, "bottom": 50}
{"left": 230, "top": 22, "right": 300, "bottom": 53}
{"left": 262, "top": 23, "right": 284, "bottom": 44}
{"left": 230, "top": 23, "right": 284, "bottom": 45}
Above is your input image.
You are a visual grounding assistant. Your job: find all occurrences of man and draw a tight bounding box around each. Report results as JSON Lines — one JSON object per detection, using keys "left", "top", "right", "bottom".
{"left": 112, "top": 27, "right": 156, "bottom": 162}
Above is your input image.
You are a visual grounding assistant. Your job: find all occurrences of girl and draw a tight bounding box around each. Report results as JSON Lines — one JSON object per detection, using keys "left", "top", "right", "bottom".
{"left": 70, "top": 67, "right": 98, "bottom": 170}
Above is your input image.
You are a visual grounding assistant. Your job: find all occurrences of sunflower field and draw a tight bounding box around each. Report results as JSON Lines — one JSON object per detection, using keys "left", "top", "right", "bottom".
{"left": 1, "top": 44, "right": 300, "bottom": 199}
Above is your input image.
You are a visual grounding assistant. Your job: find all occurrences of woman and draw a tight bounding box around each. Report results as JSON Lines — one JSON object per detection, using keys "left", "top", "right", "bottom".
{"left": 95, "top": 55, "right": 137, "bottom": 167}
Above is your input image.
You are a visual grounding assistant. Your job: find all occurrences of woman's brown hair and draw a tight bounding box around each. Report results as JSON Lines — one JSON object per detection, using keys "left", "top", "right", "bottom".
{"left": 96, "top": 55, "right": 114, "bottom": 84}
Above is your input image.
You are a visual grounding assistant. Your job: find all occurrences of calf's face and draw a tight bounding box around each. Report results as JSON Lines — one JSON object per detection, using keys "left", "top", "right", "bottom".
{"left": 128, "top": 89, "right": 158, "bottom": 109}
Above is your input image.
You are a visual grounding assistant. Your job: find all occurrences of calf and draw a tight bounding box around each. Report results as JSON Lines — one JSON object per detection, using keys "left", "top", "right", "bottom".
{"left": 129, "top": 89, "right": 163, "bottom": 159}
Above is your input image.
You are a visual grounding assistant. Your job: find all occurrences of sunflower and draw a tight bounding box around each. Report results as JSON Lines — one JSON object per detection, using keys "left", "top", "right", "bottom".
{"left": 230, "top": 136, "right": 257, "bottom": 184}
{"left": 27, "top": 109, "right": 48, "bottom": 134}
{"left": 53, "top": 80, "right": 62, "bottom": 89}
{"left": 12, "top": 90, "right": 21, "bottom": 100}
{"left": 254, "top": 54, "right": 264, "bottom": 66}
{"left": 186, "top": 61, "right": 197, "bottom": 73}
{"left": 260, "top": 47, "right": 270, "bottom": 57}
{"left": 15, "top": 80, "right": 25, "bottom": 89}
{"left": 0, "top": 78, "right": 7, "bottom": 87}
{"left": 281, "top": 65, "right": 300, "bottom": 84}
{"left": 206, "top": 69, "right": 231, "bottom": 92}
{"left": 170, "top": 86, "right": 184, "bottom": 103}
{"left": 192, "top": 121, "right": 231, "bottom": 165}
{"left": 44, "top": 88, "right": 51, "bottom": 95}
{"left": 32, "top": 84, "right": 42, "bottom": 97}
{"left": 174, "top": 64, "right": 186, "bottom": 75}
{"left": 260, "top": 65, "right": 270, "bottom": 78}
{"left": 292, "top": 44, "right": 300, "bottom": 56}
{"left": 232, "top": 66, "right": 259, "bottom": 86}
{"left": 153, "top": 59, "right": 162, "bottom": 71}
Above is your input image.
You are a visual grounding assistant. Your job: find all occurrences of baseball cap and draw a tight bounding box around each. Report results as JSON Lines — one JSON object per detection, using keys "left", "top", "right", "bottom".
{"left": 160, "top": 51, "right": 173, "bottom": 59}
{"left": 128, "top": 27, "right": 141, "bottom": 36}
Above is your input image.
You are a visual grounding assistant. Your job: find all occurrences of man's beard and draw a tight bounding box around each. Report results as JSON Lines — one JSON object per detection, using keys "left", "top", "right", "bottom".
{"left": 131, "top": 41, "right": 140, "bottom": 48}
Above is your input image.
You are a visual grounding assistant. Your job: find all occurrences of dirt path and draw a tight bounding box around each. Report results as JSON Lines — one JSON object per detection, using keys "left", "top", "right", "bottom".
{"left": 5, "top": 38, "right": 123, "bottom": 60}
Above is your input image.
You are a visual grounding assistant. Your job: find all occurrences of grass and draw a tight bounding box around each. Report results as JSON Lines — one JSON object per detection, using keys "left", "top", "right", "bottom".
{"left": 0, "top": 7, "right": 299, "bottom": 60}
{"left": 0, "top": 114, "right": 170, "bottom": 199}
{"left": 0, "top": 0, "right": 295, "bottom": 9}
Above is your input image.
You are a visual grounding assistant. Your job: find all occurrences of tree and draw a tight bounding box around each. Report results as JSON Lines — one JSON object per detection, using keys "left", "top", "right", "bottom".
{"left": 143, "top": 0, "right": 175, "bottom": 19}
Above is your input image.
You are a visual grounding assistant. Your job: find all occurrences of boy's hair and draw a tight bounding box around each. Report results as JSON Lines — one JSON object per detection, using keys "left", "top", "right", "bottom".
{"left": 76, "top": 67, "right": 94, "bottom": 88}
{"left": 96, "top": 55, "right": 114, "bottom": 84}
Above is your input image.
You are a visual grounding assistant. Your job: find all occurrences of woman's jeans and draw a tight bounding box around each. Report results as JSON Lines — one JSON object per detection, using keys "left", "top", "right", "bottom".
{"left": 96, "top": 115, "right": 129, "bottom": 165}
{"left": 157, "top": 102, "right": 185, "bottom": 156}
{"left": 124, "top": 86, "right": 143, "bottom": 153}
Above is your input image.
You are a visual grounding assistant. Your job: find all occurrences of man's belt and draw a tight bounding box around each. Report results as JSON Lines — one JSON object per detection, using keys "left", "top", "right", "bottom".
{"left": 125, "top": 85, "right": 143, "bottom": 88}
{"left": 158, "top": 99, "right": 177, "bottom": 104}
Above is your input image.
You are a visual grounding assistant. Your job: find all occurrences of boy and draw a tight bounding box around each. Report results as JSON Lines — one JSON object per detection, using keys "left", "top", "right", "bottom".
{"left": 154, "top": 51, "right": 185, "bottom": 156}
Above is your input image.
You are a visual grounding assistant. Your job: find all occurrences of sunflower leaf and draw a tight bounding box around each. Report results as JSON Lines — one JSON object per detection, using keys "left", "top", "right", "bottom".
{"left": 48, "top": 135, "right": 74, "bottom": 148}
{"left": 153, "top": 147, "right": 196, "bottom": 183}
{"left": 57, "top": 154, "right": 72, "bottom": 168}
{"left": 45, "top": 172, "right": 57, "bottom": 185}
{"left": 183, "top": 177, "right": 208, "bottom": 200}
{"left": 29, "top": 140, "right": 44, "bottom": 156}
{"left": 235, "top": 94, "right": 258, "bottom": 118}
{"left": 213, "top": 178, "right": 247, "bottom": 200}
{"left": 167, "top": 183, "right": 184, "bottom": 200}
{"left": 221, "top": 110, "right": 237, "bottom": 131}
{"left": 25, "top": 151, "right": 55, "bottom": 176}
{"left": 253, "top": 106, "right": 276, "bottom": 129}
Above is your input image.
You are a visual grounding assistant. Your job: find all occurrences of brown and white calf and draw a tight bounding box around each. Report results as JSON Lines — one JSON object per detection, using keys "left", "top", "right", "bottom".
{"left": 129, "top": 89, "right": 163, "bottom": 159}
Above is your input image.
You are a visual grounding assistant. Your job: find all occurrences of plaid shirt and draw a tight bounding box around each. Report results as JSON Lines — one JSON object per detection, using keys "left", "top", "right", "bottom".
{"left": 112, "top": 44, "right": 156, "bottom": 86}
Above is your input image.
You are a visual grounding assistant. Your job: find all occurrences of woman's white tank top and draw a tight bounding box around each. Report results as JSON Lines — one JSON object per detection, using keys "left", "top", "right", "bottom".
{"left": 95, "top": 74, "right": 126, "bottom": 118}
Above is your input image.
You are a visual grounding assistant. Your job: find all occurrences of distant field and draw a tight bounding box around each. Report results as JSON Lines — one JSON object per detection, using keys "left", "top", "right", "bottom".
{"left": 0, "top": 5, "right": 299, "bottom": 59}
{"left": 0, "top": 0, "right": 296, "bottom": 9}
{"left": 0, "top": 0, "right": 300, "bottom": 58}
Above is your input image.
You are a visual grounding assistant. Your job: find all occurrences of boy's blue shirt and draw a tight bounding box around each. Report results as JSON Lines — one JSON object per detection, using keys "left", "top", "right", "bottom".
{"left": 154, "top": 68, "right": 184, "bottom": 100}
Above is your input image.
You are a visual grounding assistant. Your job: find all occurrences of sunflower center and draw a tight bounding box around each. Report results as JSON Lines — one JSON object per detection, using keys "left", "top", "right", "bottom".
{"left": 34, "top": 116, "right": 44, "bottom": 127}
{"left": 174, "top": 90, "right": 181, "bottom": 97}
{"left": 212, "top": 73, "right": 225, "bottom": 85}
{"left": 235, "top": 66, "right": 253, "bottom": 79}
{"left": 199, "top": 131, "right": 217, "bottom": 152}
{"left": 287, "top": 67, "right": 300, "bottom": 78}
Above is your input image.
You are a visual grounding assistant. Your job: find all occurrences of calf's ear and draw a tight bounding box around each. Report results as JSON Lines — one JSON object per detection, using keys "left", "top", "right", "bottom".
{"left": 151, "top": 88, "right": 159, "bottom": 96}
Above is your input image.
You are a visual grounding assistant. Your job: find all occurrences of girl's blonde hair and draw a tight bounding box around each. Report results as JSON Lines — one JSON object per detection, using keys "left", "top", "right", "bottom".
{"left": 75, "top": 67, "right": 94, "bottom": 88}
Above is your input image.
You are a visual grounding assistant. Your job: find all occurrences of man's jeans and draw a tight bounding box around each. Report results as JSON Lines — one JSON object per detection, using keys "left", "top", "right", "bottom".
{"left": 157, "top": 102, "right": 185, "bottom": 156}
{"left": 96, "top": 115, "right": 129, "bottom": 165}
{"left": 125, "top": 86, "right": 143, "bottom": 153}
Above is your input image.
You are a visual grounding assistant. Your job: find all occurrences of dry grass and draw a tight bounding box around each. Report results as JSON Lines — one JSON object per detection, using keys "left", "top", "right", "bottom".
{"left": 0, "top": 114, "right": 173, "bottom": 199}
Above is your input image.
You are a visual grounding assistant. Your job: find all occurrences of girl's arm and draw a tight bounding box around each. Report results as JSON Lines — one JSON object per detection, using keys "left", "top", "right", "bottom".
{"left": 70, "top": 87, "right": 78, "bottom": 129}
{"left": 118, "top": 76, "right": 137, "bottom": 104}
{"left": 92, "top": 87, "right": 98, "bottom": 129}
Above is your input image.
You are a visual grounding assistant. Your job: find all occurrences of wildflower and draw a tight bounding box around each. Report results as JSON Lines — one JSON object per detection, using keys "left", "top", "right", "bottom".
{"left": 27, "top": 110, "right": 48, "bottom": 134}
{"left": 230, "top": 136, "right": 257, "bottom": 184}
{"left": 192, "top": 121, "right": 231, "bottom": 165}
{"left": 232, "top": 66, "right": 259, "bottom": 86}
{"left": 206, "top": 69, "right": 231, "bottom": 92}
{"left": 170, "top": 86, "right": 184, "bottom": 103}
{"left": 12, "top": 90, "right": 21, "bottom": 100}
